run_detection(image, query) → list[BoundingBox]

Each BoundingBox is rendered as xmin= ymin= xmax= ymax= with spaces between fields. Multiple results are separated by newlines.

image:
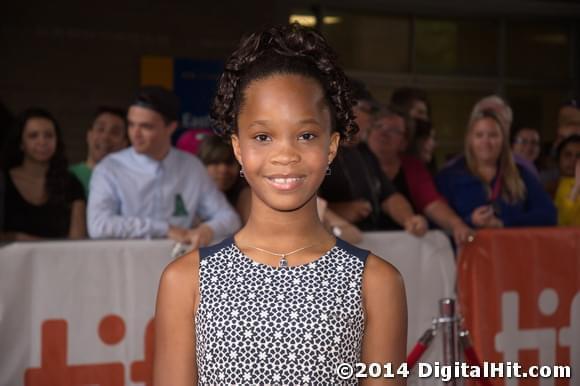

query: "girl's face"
xmin=232 ymin=74 xmax=340 ymax=212
xmin=21 ymin=117 xmax=57 ymax=163
xmin=468 ymin=117 xmax=503 ymax=165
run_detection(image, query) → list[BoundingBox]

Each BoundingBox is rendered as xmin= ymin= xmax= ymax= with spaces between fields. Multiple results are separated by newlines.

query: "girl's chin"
xmin=258 ymin=194 xmax=316 ymax=213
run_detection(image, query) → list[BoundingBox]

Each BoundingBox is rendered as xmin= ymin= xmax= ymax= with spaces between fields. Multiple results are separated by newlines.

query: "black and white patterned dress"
xmin=195 ymin=236 xmax=369 ymax=385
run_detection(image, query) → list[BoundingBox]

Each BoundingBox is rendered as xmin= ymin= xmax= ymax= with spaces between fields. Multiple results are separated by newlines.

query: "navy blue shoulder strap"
xmin=334 ymin=237 xmax=370 ymax=263
xmin=199 ymin=236 xmax=234 ymax=261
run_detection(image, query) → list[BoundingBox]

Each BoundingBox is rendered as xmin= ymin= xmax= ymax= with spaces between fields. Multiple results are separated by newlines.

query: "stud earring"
xmin=240 ymin=168 xmax=245 ymax=178
xmin=325 ymin=166 xmax=331 ymax=176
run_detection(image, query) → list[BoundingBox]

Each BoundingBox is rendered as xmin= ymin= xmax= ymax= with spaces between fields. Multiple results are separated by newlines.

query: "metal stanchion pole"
xmin=408 ymin=298 xmax=492 ymax=386
xmin=439 ymin=298 xmax=460 ymax=385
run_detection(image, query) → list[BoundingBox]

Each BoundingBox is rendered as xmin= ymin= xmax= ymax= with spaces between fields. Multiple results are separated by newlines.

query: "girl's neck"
xmin=17 ymin=158 xmax=49 ymax=178
xmin=238 ymin=195 xmax=332 ymax=251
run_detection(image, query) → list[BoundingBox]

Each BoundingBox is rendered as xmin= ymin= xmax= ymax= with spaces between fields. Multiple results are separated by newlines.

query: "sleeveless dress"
xmin=195 ymin=236 xmax=369 ymax=385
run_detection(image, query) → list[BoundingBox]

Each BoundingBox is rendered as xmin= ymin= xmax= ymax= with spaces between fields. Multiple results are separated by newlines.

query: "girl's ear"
xmin=231 ymin=134 xmax=243 ymax=165
xmin=328 ymin=131 xmax=341 ymax=165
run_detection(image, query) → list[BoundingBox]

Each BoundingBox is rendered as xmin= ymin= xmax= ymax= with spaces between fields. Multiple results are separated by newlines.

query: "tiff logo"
xmin=495 ymin=290 xmax=579 ymax=386
xmin=24 ymin=315 xmax=154 ymax=386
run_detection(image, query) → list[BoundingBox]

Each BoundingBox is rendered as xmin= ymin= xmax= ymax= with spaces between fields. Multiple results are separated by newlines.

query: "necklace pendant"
xmin=279 ymin=256 xmax=288 ymax=268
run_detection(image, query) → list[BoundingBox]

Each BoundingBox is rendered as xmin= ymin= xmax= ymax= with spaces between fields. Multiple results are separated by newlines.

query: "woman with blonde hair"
xmin=436 ymin=109 xmax=556 ymax=228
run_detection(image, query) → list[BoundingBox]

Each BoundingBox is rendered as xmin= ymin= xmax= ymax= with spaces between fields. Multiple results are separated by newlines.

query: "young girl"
xmin=153 ymin=23 xmax=407 ymax=385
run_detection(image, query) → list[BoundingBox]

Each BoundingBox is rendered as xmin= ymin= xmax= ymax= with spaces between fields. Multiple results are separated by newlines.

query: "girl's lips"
xmin=265 ymin=175 xmax=306 ymax=191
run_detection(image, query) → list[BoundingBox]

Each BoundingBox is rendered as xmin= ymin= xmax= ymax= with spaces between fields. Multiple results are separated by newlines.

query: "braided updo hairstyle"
xmin=210 ymin=23 xmax=358 ymax=140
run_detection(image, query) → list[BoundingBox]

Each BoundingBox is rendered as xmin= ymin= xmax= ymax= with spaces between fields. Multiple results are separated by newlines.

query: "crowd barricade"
xmin=0 ymin=231 xmax=454 ymax=385
xmin=458 ymin=227 xmax=580 ymax=386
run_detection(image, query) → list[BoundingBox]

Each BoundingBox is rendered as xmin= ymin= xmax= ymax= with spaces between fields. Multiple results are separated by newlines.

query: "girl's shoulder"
xmin=198 ymin=236 xmax=235 ymax=261
xmin=158 ymin=248 xmax=201 ymax=303
xmin=334 ymin=237 xmax=370 ymax=264
xmin=362 ymin=253 xmax=406 ymax=304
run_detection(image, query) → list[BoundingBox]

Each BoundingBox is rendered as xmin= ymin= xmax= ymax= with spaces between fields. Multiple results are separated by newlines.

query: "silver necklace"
xmin=244 ymin=244 xmax=317 ymax=268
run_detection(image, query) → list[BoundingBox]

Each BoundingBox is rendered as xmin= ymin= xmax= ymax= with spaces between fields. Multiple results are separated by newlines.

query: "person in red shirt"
xmin=367 ymin=106 xmax=473 ymax=246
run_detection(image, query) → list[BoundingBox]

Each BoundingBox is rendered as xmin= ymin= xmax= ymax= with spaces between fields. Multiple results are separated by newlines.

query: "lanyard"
xmin=490 ymin=166 xmax=503 ymax=201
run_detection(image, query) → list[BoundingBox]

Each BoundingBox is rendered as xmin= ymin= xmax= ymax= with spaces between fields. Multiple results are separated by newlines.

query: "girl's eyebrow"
xmin=248 ymin=120 xmax=270 ymax=129
xmin=248 ymin=118 xmax=321 ymax=128
xmin=297 ymin=118 xmax=321 ymax=126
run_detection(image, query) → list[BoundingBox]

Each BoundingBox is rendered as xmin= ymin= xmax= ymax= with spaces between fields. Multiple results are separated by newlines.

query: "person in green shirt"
xmin=70 ymin=107 xmax=128 ymax=196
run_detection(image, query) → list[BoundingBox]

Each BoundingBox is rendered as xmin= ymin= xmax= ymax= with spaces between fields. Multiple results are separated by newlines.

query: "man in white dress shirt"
xmin=88 ymin=86 xmax=240 ymax=248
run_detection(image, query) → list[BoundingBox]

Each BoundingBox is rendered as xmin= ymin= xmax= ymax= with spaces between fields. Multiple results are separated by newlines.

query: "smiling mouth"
xmin=265 ymin=176 xmax=306 ymax=191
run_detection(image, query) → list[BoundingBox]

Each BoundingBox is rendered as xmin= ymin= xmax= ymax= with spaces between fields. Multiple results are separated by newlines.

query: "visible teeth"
xmin=271 ymin=177 xmax=302 ymax=184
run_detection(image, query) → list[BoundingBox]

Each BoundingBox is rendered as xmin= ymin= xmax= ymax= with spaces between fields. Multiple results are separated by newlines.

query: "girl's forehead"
xmin=239 ymin=74 xmax=329 ymax=115
xmin=24 ymin=117 xmax=55 ymax=131
xmin=243 ymin=73 xmax=322 ymax=95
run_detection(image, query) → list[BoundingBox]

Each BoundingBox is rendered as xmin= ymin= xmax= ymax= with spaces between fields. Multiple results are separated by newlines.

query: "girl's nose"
xmin=271 ymin=140 xmax=300 ymax=165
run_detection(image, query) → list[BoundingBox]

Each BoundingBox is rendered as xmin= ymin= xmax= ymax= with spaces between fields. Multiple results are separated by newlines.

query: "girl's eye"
xmin=298 ymin=133 xmax=317 ymax=141
xmin=254 ymin=134 xmax=271 ymax=142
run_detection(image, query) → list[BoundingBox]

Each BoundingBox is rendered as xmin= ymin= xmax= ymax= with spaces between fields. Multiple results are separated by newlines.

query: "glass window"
xmin=506 ymin=22 xmax=571 ymax=80
xmin=322 ymin=12 xmax=410 ymax=73
xmin=415 ymin=19 xmax=498 ymax=76
xmin=506 ymin=86 xmax=569 ymax=142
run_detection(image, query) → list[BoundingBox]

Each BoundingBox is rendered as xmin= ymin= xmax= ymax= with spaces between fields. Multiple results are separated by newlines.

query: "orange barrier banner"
xmin=458 ymin=227 xmax=580 ymax=386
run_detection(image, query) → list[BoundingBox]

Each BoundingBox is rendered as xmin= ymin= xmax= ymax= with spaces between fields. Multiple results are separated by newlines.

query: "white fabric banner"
xmin=0 ymin=231 xmax=455 ymax=386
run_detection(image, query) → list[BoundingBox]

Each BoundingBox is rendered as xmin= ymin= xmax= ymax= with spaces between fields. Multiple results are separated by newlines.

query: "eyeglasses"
xmin=514 ymin=137 xmax=540 ymax=147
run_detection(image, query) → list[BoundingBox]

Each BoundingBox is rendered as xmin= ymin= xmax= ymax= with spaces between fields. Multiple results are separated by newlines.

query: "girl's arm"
xmin=68 ymin=200 xmax=87 ymax=239
xmin=361 ymin=254 xmax=407 ymax=385
xmin=153 ymin=251 xmax=200 ymax=386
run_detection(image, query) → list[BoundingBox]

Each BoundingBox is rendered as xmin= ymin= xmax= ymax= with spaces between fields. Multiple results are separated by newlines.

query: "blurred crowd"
xmin=1 ymin=80 xmax=579 ymax=248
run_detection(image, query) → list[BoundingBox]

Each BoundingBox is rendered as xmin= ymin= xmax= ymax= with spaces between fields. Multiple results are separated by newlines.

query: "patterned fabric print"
xmin=195 ymin=240 xmax=365 ymax=385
